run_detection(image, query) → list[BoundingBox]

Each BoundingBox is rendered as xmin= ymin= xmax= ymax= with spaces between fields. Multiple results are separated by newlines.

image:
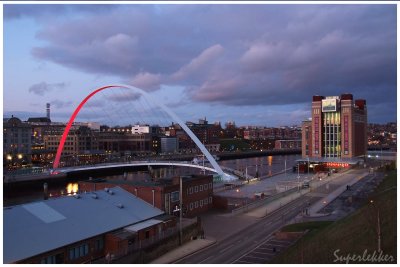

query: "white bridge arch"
xmin=54 ymin=84 xmax=235 ymax=181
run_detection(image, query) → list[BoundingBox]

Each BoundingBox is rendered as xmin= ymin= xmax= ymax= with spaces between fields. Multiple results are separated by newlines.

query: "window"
xmin=195 ymin=186 xmax=198 ymax=193
xmin=209 ymin=183 xmax=212 ymax=189
xmin=95 ymin=238 xmax=104 ymax=251
xmin=69 ymin=244 xmax=89 ymax=260
xmin=200 ymin=200 xmax=203 ymax=207
xmin=189 ymin=187 xmax=193 ymax=194
xmin=209 ymin=197 xmax=212 ymax=204
xmin=170 ymin=191 xmax=180 ymax=202
xmin=204 ymin=198 xmax=208 ymax=205
xmin=204 ymin=184 xmax=208 ymax=190
xmin=200 ymin=185 xmax=203 ymax=191
xmin=195 ymin=201 xmax=198 ymax=208
xmin=41 ymin=255 xmax=55 ymax=264
xmin=190 ymin=202 xmax=193 ymax=210
xmin=41 ymin=253 xmax=64 ymax=264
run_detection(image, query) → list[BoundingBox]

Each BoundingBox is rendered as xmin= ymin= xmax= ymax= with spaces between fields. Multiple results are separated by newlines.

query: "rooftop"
xmin=4 ymin=186 xmax=164 ymax=263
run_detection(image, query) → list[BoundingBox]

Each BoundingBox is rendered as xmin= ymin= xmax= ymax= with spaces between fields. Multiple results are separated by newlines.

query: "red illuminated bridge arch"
xmin=53 ymin=84 xmax=230 ymax=180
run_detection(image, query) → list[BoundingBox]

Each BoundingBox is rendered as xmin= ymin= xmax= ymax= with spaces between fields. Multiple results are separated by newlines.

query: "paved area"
xmin=151 ymin=168 xmax=373 ymax=263
xmin=233 ymin=236 xmax=299 ymax=264
xmin=215 ymin=171 xmax=312 ymax=199
xmin=150 ymin=238 xmax=216 ymax=264
xmin=307 ymin=171 xmax=369 ymax=217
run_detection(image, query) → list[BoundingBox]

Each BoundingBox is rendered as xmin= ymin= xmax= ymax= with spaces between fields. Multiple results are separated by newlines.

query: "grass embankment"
xmin=272 ymin=169 xmax=397 ymax=264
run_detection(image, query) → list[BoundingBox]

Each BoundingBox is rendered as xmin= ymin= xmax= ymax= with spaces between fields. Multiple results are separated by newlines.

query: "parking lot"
xmin=233 ymin=236 xmax=298 ymax=264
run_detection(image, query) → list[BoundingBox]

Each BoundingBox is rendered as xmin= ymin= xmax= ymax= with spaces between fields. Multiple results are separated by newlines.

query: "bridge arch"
xmin=53 ymin=84 xmax=230 ymax=180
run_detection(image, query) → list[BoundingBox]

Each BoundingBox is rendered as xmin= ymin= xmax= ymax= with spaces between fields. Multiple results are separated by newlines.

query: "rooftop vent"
xmin=108 ymin=190 xmax=114 ymax=195
xmin=74 ymin=194 xmax=81 ymax=199
xmin=104 ymin=188 xmax=109 ymax=192
xmin=91 ymin=194 xmax=98 ymax=199
xmin=117 ymin=203 xmax=124 ymax=209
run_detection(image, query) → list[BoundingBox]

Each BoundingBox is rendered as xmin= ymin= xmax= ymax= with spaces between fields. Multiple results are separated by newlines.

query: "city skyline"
xmin=4 ymin=4 xmax=397 ymax=126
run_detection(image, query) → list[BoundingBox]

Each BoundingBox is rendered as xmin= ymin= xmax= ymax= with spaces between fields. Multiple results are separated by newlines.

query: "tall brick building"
xmin=302 ymin=94 xmax=367 ymax=159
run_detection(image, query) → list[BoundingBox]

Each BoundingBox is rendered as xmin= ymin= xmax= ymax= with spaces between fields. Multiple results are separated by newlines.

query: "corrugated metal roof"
xmin=4 ymin=187 xmax=164 ymax=263
xmin=124 ymin=219 xmax=163 ymax=233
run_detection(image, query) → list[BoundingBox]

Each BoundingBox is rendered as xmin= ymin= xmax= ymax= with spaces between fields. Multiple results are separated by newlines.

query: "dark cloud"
xmin=14 ymin=4 xmax=395 ymax=123
xmin=28 ymin=82 xmax=67 ymax=96
xmin=51 ymin=99 xmax=73 ymax=109
xmin=4 ymin=5 xmax=116 ymax=20
xmin=108 ymin=91 xmax=141 ymax=102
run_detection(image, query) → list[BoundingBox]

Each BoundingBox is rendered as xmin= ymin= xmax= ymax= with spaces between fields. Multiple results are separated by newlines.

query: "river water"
xmin=4 ymin=154 xmax=301 ymax=206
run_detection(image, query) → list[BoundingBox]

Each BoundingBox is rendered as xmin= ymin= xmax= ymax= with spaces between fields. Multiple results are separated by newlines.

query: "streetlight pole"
xmin=284 ymin=157 xmax=287 ymax=179
xmin=179 ymin=176 xmax=183 ymax=245
xmin=297 ymin=163 xmax=300 ymax=191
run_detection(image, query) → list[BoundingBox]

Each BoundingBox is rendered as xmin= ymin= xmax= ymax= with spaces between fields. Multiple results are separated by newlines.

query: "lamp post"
xmin=284 ymin=157 xmax=287 ymax=179
xmin=370 ymin=200 xmax=381 ymax=252
xmin=297 ymin=163 xmax=300 ymax=191
xmin=179 ymin=176 xmax=183 ymax=245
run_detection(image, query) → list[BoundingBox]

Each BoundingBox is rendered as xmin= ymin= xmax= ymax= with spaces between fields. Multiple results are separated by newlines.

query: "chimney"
xmin=46 ymin=103 xmax=51 ymax=119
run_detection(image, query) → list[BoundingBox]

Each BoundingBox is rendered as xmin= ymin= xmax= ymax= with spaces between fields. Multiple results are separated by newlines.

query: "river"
xmin=4 ymin=154 xmax=301 ymax=206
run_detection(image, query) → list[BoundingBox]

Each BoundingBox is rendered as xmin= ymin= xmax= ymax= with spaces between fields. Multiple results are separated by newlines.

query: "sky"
xmin=3 ymin=4 xmax=397 ymax=127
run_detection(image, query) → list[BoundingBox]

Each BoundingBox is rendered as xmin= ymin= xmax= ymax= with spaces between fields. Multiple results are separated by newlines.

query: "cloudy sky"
xmin=3 ymin=4 xmax=397 ymax=127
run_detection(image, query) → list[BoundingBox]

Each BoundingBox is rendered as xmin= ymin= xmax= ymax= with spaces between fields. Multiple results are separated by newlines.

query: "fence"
xmin=96 ymin=217 xmax=199 ymax=263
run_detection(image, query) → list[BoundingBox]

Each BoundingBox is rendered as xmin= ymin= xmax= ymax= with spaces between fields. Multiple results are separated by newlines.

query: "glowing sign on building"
xmin=322 ymin=98 xmax=337 ymax=112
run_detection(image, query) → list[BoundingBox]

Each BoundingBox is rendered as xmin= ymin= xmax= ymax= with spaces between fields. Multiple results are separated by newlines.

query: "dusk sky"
xmin=3 ymin=4 xmax=397 ymax=127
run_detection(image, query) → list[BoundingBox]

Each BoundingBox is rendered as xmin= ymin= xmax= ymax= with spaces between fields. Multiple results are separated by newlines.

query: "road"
xmin=176 ymin=168 xmax=369 ymax=264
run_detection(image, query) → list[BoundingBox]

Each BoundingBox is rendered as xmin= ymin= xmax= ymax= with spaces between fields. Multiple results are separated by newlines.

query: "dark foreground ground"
xmin=272 ymin=166 xmax=397 ymax=264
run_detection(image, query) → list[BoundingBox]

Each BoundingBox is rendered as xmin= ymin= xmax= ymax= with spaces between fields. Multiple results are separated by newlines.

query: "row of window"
xmin=187 ymin=183 xmax=212 ymax=195
xmin=188 ymin=197 xmax=212 ymax=211
xmin=41 ymin=238 xmax=104 ymax=263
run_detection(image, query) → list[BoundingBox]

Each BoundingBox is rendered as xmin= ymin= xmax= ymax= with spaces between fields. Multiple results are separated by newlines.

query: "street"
xmin=176 ymin=168 xmax=370 ymax=264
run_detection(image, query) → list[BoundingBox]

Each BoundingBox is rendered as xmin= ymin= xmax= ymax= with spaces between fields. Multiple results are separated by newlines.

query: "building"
xmin=303 ymin=94 xmax=367 ymax=159
xmin=3 ymin=116 xmax=32 ymax=168
xmin=79 ymin=174 xmax=214 ymax=218
xmin=132 ymin=124 xmax=151 ymax=134
xmin=160 ymin=136 xmax=178 ymax=153
xmin=274 ymin=139 xmax=301 ymax=150
xmin=4 ymin=187 xmax=176 ymax=264
xmin=301 ymin=120 xmax=312 ymax=158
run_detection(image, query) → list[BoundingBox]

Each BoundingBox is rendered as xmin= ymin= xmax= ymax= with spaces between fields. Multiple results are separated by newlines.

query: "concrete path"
xmin=307 ymin=172 xmax=369 ymax=217
xmin=150 ymin=237 xmax=216 ymax=264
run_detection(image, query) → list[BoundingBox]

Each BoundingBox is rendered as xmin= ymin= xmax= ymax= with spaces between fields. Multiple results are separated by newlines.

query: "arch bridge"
xmin=53 ymin=84 xmax=235 ymax=181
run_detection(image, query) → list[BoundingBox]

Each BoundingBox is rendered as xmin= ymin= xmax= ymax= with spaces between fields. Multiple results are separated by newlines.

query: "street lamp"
xmin=369 ymin=199 xmax=382 ymax=252
xmin=297 ymin=163 xmax=300 ymax=191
